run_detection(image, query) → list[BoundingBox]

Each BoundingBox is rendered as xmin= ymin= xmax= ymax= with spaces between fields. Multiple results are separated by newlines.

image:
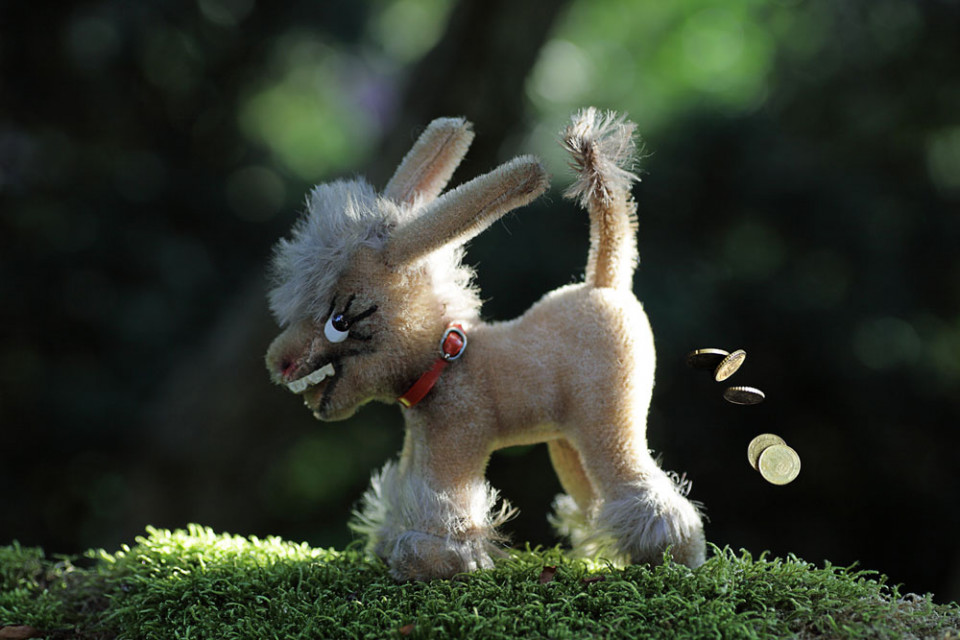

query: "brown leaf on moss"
xmin=399 ymin=622 xmax=415 ymax=636
xmin=539 ymin=566 xmax=558 ymax=584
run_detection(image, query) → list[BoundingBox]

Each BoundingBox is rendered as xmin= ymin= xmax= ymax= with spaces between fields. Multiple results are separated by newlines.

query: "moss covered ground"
xmin=1 ymin=525 xmax=958 ymax=639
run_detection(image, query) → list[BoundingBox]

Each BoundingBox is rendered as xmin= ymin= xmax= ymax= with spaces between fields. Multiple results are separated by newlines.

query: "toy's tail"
xmin=562 ymin=108 xmax=641 ymax=290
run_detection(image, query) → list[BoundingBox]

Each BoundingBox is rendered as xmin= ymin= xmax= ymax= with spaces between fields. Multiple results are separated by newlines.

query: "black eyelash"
xmin=327 ymin=293 xmax=378 ymax=335
xmin=341 ymin=294 xmax=356 ymax=315
xmin=345 ymin=306 xmax=378 ymax=340
xmin=348 ymin=305 xmax=378 ymax=324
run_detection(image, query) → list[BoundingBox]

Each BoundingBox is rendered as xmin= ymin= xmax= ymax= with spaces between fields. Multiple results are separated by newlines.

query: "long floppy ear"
xmin=383 ymin=117 xmax=475 ymax=205
xmin=384 ymin=156 xmax=549 ymax=265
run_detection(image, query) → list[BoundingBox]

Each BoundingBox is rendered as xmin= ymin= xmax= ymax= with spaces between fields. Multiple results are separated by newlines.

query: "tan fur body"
xmin=266 ymin=110 xmax=705 ymax=580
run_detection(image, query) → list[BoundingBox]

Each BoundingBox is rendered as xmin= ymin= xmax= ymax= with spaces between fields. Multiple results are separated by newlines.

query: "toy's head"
xmin=265 ymin=118 xmax=548 ymax=420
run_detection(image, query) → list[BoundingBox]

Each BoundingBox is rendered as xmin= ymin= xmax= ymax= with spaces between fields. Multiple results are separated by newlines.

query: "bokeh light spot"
xmin=371 ymin=0 xmax=453 ymax=63
xmin=197 ymin=0 xmax=255 ymax=28
xmin=867 ymin=0 xmax=923 ymax=55
xmin=239 ymin=37 xmax=376 ymax=179
xmin=64 ymin=15 xmax=121 ymax=72
xmin=682 ymin=9 xmax=745 ymax=80
xmin=529 ymin=40 xmax=594 ymax=104
xmin=926 ymin=127 xmax=960 ymax=196
xmin=853 ymin=316 xmax=921 ymax=371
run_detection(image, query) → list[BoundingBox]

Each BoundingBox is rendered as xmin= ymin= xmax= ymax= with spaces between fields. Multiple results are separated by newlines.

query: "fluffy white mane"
xmin=268 ymin=179 xmax=397 ymax=326
xmin=268 ymin=178 xmax=482 ymax=327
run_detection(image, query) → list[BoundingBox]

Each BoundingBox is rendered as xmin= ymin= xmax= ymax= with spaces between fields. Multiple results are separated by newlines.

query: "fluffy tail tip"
xmin=562 ymin=107 xmax=641 ymax=206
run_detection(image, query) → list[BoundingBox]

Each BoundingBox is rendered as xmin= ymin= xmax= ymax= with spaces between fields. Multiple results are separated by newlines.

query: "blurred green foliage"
xmin=2 ymin=0 xmax=959 ymax=605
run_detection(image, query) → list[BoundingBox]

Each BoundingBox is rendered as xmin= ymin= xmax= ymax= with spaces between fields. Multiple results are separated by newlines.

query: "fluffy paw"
xmin=350 ymin=461 xmax=515 ymax=580
xmin=379 ymin=531 xmax=496 ymax=581
xmin=658 ymin=522 xmax=706 ymax=568
xmin=555 ymin=474 xmax=707 ymax=569
xmin=600 ymin=476 xmax=706 ymax=568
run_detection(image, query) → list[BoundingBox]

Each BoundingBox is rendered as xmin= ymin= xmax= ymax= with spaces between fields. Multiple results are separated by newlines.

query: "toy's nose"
xmin=265 ymin=342 xmax=300 ymax=382
xmin=278 ymin=358 xmax=297 ymax=380
xmin=265 ymin=318 xmax=315 ymax=383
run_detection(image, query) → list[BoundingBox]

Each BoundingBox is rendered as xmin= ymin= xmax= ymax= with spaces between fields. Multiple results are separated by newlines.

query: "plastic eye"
xmin=324 ymin=313 xmax=349 ymax=343
xmin=331 ymin=314 xmax=349 ymax=332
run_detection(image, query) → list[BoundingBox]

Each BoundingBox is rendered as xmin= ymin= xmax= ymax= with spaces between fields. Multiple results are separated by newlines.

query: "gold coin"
xmin=686 ymin=348 xmax=730 ymax=370
xmin=723 ymin=386 xmax=765 ymax=405
xmin=714 ymin=349 xmax=746 ymax=382
xmin=747 ymin=433 xmax=786 ymax=470
xmin=758 ymin=444 xmax=801 ymax=485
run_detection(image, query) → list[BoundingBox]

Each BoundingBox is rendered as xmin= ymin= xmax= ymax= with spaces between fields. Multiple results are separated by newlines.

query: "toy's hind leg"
xmin=547 ymin=439 xmax=600 ymax=550
xmin=561 ymin=424 xmax=706 ymax=568
xmin=548 ymin=438 xmax=596 ymax=509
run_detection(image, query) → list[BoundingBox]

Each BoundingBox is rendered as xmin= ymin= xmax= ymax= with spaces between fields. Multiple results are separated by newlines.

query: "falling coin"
xmin=747 ymin=433 xmax=786 ymax=470
xmin=757 ymin=444 xmax=801 ymax=485
xmin=714 ymin=349 xmax=746 ymax=382
xmin=686 ymin=348 xmax=730 ymax=370
xmin=723 ymin=386 xmax=766 ymax=405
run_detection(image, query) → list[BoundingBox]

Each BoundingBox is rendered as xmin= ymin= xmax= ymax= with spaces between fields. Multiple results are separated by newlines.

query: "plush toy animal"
xmin=265 ymin=108 xmax=706 ymax=581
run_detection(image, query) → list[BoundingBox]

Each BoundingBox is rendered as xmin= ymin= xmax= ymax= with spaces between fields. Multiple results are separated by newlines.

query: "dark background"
xmin=3 ymin=0 xmax=960 ymax=602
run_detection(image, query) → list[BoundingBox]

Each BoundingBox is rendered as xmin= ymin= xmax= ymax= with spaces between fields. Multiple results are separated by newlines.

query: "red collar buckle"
xmin=398 ymin=323 xmax=466 ymax=409
xmin=440 ymin=325 xmax=467 ymax=361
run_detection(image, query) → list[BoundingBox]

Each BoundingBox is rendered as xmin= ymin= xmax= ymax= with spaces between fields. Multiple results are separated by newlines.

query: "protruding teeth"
xmin=286 ymin=363 xmax=335 ymax=394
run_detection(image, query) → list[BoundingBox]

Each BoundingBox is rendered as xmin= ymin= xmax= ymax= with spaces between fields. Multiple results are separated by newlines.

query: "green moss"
xmin=1 ymin=525 xmax=958 ymax=639
xmin=0 ymin=542 xmax=71 ymax=630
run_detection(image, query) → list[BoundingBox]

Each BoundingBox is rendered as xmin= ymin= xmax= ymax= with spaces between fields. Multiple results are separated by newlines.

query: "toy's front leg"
xmin=351 ymin=425 xmax=511 ymax=581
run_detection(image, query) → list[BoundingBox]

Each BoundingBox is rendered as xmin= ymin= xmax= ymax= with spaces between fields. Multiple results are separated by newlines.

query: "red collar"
xmin=397 ymin=324 xmax=467 ymax=408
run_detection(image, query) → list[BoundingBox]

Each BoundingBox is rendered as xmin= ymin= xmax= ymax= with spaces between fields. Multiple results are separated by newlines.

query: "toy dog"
xmin=265 ymin=108 xmax=705 ymax=580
